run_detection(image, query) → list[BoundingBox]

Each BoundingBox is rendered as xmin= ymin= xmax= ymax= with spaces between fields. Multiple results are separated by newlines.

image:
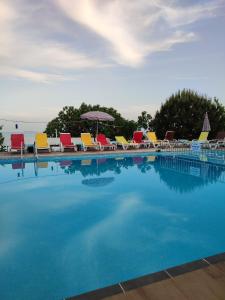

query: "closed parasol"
xmin=202 ymin=112 xmax=211 ymax=132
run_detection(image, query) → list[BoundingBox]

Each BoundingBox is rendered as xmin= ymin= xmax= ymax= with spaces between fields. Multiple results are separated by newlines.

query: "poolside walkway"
xmin=68 ymin=253 xmax=225 ymax=300
xmin=0 ymin=147 xmax=180 ymax=160
xmin=104 ymin=262 xmax=225 ymax=300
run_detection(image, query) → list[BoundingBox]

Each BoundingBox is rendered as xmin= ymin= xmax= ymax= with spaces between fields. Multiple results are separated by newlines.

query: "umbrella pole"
xmin=96 ymin=120 xmax=98 ymax=138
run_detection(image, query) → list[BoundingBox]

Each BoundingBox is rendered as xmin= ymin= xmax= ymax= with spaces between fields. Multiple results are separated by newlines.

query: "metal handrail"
xmin=20 ymin=141 xmax=23 ymax=160
xmin=34 ymin=142 xmax=38 ymax=160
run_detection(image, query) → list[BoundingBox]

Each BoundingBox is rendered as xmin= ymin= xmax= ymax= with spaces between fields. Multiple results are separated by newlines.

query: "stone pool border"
xmin=65 ymin=251 xmax=225 ymax=300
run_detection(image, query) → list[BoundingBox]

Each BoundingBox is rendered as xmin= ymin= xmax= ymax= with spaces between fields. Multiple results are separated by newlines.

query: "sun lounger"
xmin=209 ymin=131 xmax=225 ymax=149
xmin=191 ymin=131 xmax=209 ymax=149
xmin=133 ymin=131 xmax=150 ymax=148
xmin=81 ymin=133 xmax=100 ymax=151
xmin=96 ymin=134 xmax=116 ymax=151
xmin=147 ymin=131 xmax=172 ymax=148
xmin=10 ymin=134 xmax=25 ymax=153
xmin=192 ymin=131 xmax=209 ymax=144
xmin=115 ymin=136 xmax=140 ymax=150
xmin=35 ymin=133 xmax=50 ymax=153
xmin=60 ymin=133 xmax=77 ymax=152
xmin=146 ymin=132 xmax=162 ymax=147
xmin=164 ymin=131 xmax=176 ymax=144
xmin=164 ymin=131 xmax=186 ymax=148
xmin=198 ymin=131 xmax=209 ymax=142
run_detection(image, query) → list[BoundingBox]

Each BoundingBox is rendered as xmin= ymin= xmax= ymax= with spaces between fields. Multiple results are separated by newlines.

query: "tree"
xmin=151 ymin=89 xmax=225 ymax=139
xmin=0 ymin=126 xmax=4 ymax=151
xmin=137 ymin=111 xmax=152 ymax=129
xmin=45 ymin=103 xmax=137 ymax=139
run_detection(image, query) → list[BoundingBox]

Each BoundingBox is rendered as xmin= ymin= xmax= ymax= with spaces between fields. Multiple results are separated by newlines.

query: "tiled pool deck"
xmin=1 ymin=147 xmax=225 ymax=160
xmin=66 ymin=252 xmax=225 ymax=300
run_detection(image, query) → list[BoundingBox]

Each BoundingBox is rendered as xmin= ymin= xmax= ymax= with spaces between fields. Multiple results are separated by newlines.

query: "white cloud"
xmin=159 ymin=1 xmax=222 ymax=27
xmin=0 ymin=0 xmax=224 ymax=82
xmin=57 ymin=0 xmax=223 ymax=66
xmin=0 ymin=1 xmax=16 ymax=58
xmin=0 ymin=67 xmax=69 ymax=83
xmin=0 ymin=0 xmax=101 ymax=83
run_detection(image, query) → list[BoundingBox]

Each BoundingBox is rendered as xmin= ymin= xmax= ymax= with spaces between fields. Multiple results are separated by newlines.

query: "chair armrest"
xmin=209 ymin=139 xmax=219 ymax=143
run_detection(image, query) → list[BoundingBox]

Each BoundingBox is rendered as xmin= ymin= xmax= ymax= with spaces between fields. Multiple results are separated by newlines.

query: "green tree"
xmin=137 ymin=111 xmax=152 ymax=129
xmin=0 ymin=126 xmax=4 ymax=151
xmin=45 ymin=103 xmax=137 ymax=139
xmin=151 ymin=89 xmax=225 ymax=139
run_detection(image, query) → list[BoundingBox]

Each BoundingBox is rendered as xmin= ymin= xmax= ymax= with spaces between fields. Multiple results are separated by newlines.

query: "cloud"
xmin=0 ymin=1 xmax=16 ymax=58
xmin=0 ymin=0 xmax=224 ymax=82
xmin=0 ymin=67 xmax=69 ymax=83
xmin=57 ymin=0 xmax=223 ymax=66
xmin=159 ymin=1 xmax=223 ymax=27
xmin=0 ymin=0 xmax=101 ymax=83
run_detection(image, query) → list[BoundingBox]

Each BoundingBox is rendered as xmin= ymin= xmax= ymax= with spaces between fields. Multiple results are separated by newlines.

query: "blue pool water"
xmin=1 ymin=153 xmax=225 ymax=299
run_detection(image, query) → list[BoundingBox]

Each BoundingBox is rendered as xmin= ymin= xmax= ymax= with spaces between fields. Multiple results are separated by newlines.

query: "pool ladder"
xmin=20 ymin=142 xmax=23 ymax=160
xmin=34 ymin=142 xmax=39 ymax=160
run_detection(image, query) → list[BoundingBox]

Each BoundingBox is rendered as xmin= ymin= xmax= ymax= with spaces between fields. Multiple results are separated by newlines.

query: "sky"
xmin=0 ymin=0 xmax=225 ymax=132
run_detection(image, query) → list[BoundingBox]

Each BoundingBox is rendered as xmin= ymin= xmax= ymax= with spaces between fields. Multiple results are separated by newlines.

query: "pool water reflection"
xmin=0 ymin=154 xmax=225 ymax=300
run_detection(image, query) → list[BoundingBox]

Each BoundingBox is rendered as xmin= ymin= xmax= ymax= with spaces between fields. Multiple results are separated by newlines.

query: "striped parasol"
xmin=80 ymin=111 xmax=115 ymax=136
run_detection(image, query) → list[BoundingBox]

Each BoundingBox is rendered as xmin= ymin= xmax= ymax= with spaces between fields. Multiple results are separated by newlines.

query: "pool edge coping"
xmin=0 ymin=149 xmax=177 ymax=164
xmin=1 ymin=150 xmax=225 ymax=167
xmin=65 ymin=251 xmax=225 ymax=300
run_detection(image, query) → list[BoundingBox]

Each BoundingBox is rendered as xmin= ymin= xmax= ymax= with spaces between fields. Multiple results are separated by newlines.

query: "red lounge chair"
xmin=96 ymin=134 xmax=116 ymax=151
xmin=60 ymin=133 xmax=77 ymax=152
xmin=10 ymin=134 xmax=25 ymax=153
xmin=133 ymin=131 xmax=150 ymax=148
xmin=164 ymin=131 xmax=175 ymax=141
xmin=164 ymin=131 xmax=176 ymax=147
xmin=209 ymin=131 xmax=225 ymax=149
xmin=216 ymin=131 xmax=225 ymax=140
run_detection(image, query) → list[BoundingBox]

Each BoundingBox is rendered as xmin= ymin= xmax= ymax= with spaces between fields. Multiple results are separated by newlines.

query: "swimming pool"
xmin=1 ymin=152 xmax=225 ymax=299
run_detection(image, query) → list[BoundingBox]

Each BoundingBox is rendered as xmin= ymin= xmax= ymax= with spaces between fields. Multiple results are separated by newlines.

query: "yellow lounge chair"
xmin=81 ymin=133 xmax=100 ymax=151
xmin=115 ymin=136 xmax=139 ymax=150
xmin=198 ymin=131 xmax=209 ymax=142
xmin=35 ymin=133 xmax=50 ymax=153
xmin=146 ymin=131 xmax=171 ymax=148
xmin=146 ymin=132 xmax=161 ymax=147
xmin=191 ymin=131 xmax=209 ymax=150
xmin=191 ymin=131 xmax=209 ymax=148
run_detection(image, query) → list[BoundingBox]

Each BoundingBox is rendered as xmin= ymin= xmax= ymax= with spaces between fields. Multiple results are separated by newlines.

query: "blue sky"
xmin=0 ymin=0 xmax=225 ymax=131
